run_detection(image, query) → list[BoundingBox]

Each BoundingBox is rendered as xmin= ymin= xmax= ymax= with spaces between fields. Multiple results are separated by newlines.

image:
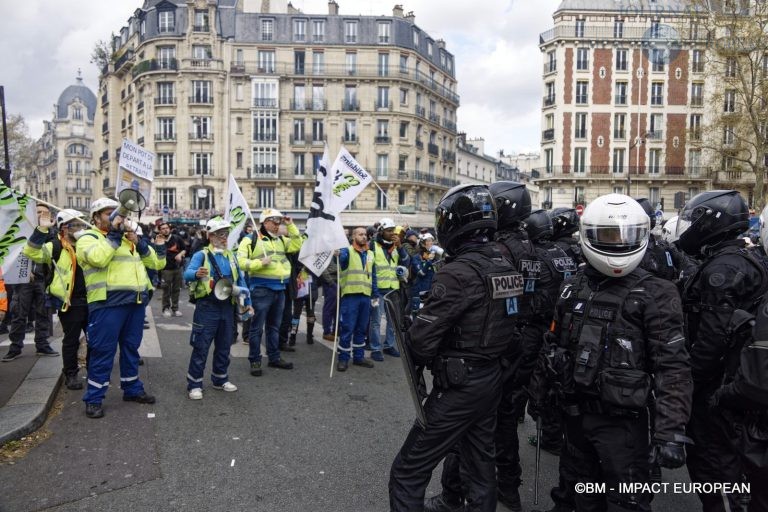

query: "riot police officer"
xmin=548 ymin=208 xmax=582 ymax=264
xmin=678 ymin=190 xmax=768 ymax=512
xmin=531 ymin=194 xmax=692 ymax=512
xmin=523 ymin=210 xmax=577 ymax=455
xmin=389 ymin=184 xmax=521 ymax=512
xmin=635 ymin=197 xmax=684 ymax=281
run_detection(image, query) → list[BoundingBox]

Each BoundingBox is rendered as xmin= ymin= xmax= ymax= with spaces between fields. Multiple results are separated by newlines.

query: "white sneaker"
xmin=174 ymin=310 xmax=183 ymax=317
xmin=162 ymin=309 xmax=172 ymax=318
xmin=212 ymin=382 xmax=238 ymax=392
xmin=188 ymin=388 xmax=203 ymax=400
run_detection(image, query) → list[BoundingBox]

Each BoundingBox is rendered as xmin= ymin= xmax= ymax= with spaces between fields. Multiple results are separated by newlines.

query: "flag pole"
xmin=330 ymin=260 xmax=341 ymax=378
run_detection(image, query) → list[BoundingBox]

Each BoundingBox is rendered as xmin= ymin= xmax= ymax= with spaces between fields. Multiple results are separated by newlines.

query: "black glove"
xmin=649 ymin=440 xmax=686 ymax=469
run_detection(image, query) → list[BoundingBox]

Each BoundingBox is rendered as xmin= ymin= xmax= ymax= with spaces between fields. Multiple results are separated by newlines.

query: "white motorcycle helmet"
xmin=760 ymin=205 xmax=768 ymax=254
xmin=661 ymin=215 xmax=680 ymax=243
xmin=580 ymin=194 xmax=650 ymax=277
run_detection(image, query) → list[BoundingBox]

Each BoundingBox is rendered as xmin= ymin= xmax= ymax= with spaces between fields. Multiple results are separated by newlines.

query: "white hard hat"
xmin=580 ymin=194 xmax=650 ymax=278
xmin=419 ymin=232 xmax=434 ymax=242
xmin=55 ymin=209 xmax=85 ymax=229
xmin=661 ymin=215 xmax=680 ymax=243
xmin=89 ymin=197 xmax=119 ymax=217
xmin=206 ymin=216 xmax=231 ymax=233
xmin=259 ymin=208 xmax=284 ymax=224
xmin=379 ymin=217 xmax=396 ymax=230
xmin=760 ymin=205 xmax=768 ymax=254
xmin=135 ymin=225 xmax=144 ymax=237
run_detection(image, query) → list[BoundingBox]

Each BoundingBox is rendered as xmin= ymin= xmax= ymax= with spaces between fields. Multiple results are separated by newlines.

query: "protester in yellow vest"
xmin=237 ymin=208 xmax=303 ymax=376
xmin=22 ymin=209 xmax=90 ymax=390
xmin=76 ymin=197 xmax=166 ymax=419
xmin=336 ymin=227 xmax=379 ymax=372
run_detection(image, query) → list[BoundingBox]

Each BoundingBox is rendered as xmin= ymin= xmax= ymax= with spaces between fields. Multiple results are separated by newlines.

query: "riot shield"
xmin=384 ymin=289 xmax=428 ymax=428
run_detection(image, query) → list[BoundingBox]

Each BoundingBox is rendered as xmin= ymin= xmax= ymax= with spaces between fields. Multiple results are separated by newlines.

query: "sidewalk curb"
xmin=0 ymin=341 xmax=63 ymax=445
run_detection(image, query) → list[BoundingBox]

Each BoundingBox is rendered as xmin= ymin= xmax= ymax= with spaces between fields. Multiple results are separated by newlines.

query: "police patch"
xmin=489 ymin=273 xmax=524 ymax=299
xmin=432 ymin=283 xmax=447 ymax=299
xmin=708 ymin=272 xmax=726 ymax=288
xmin=552 ymin=257 xmax=577 ymax=274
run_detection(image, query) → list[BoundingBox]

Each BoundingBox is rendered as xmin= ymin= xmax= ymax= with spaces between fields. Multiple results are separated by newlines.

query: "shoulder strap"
xmin=51 ymin=237 xmax=63 ymax=264
xmin=205 ymin=249 xmax=225 ymax=280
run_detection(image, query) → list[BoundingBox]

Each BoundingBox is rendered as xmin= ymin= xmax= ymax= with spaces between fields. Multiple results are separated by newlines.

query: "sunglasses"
xmin=265 ymin=217 xmax=283 ymax=224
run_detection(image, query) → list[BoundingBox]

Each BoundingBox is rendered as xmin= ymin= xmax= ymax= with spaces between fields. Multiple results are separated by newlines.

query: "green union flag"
xmin=0 ymin=184 xmax=36 ymax=284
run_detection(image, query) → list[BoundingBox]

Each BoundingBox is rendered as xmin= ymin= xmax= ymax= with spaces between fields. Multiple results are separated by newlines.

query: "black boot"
xmin=306 ymin=320 xmax=315 ymax=344
xmin=424 ymin=495 xmax=464 ymax=512
xmin=497 ymin=487 xmax=522 ymax=512
xmin=65 ymin=373 xmax=83 ymax=390
xmin=288 ymin=333 xmax=296 ymax=347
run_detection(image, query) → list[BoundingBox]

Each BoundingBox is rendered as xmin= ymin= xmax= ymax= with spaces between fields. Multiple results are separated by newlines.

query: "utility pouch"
xmin=599 ymin=368 xmax=651 ymax=409
xmin=445 ymin=358 xmax=469 ymax=387
xmin=573 ymin=324 xmax=604 ymax=387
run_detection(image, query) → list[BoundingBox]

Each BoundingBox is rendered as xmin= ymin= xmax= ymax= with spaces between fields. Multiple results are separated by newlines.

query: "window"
xmin=293 ymin=188 xmax=305 ymax=209
xmin=575 ymin=19 xmax=585 ymax=38
xmin=377 ymin=87 xmax=390 ymax=110
xmin=258 ymin=50 xmax=275 ymax=73
xmin=377 ymin=120 xmax=390 ymax=139
xmin=311 ymin=85 xmax=324 ymax=110
xmin=294 ymin=50 xmax=305 ymax=75
xmin=398 ymin=190 xmax=407 ymax=205
xmin=574 ymin=148 xmax=586 ymax=173
xmin=194 ymin=9 xmax=209 ymax=31
xmin=723 ymin=123 xmax=735 ymax=145
xmin=649 ymin=113 xmax=664 ymax=139
xmin=613 ymin=148 xmax=625 ymax=173
xmin=378 ymin=22 xmax=391 ymax=44
xmin=253 ymin=81 xmax=277 ymax=108
xmin=615 ymin=81 xmax=628 ymax=105
xmin=615 ymin=49 xmax=628 ymax=71
xmin=377 ymin=154 xmax=389 ymax=178
xmin=236 ymin=151 xmax=243 ymax=169
xmin=545 ymin=50 xmax=556 ymax=73
xmin=312 ymin=51 xmax=324 ymax=75
xmin=577 ymin=48 xmax=589 ymax=70
xmin=691 ymin=82 xmax=703 ymax=106
xmin=293 ymin=83 xmax=305 ymax=109
xmin=157 ymin=46 xmax=176 ymax=68
xmin=191 ymin=116 xmax=211 ymax=139
xmin=400 ymin=54 xmax=408 ymax=74
xmin=294 ymin=153 xmax=305 ymax=175
xmin=574 ymin=112 xmax=587 ymax=139
xmin=293 ymin=119 xmax=305 ymax=142
xmin=413 ymin=28 xmax=419 ymax=47
xmin=545 ymin=149 xmax=554 ymax=173
xmin=574 ymin=186 xmax=585 ymax=204
xmin=344 ymin=85 xmax=357 ymax=110
xmin=648 ymin=149 xmax=662 ymax=174
xmin=192 ymin=45 xmax=211 ymax=63
xmin=649 ymin=187 xmax=660 ymax=206
xmin=725 ymin=57 xmax=737 ymax=78
xmin=312 ymin=20 xmax=325 ymax=42
xmin=157 ymin=82 xmax=174 ymax=104
xmin=378 ymin=53 xmax=389 ymax=77
xmin=312 ymin=119 xmax=324 ymax=142
xmin=345 ymin=52 xmax=357 ymax=75
xmin=614 ymin=113 xmax=626 ymax=139
xmin=158 ymin=10 xmax=174 ymax=32
xmin=724 ymin=89 xmax=737 ymax=112
xmin=690 ymin=114 xmax=702 ymax=141
xmin=194 ymin=153 xmax=211 ymax=175
xmin=399 ymin=121 xmax=409 ymax=138
xmin=158 ymin=153 xmax=175 ymax=176
xmin=252 ymin=111 xmax=277 ymax=142
xmin=427 ymin=41 xmax=433 ymax=58
xmin=692 ymin=49 xmax=704 ymax=73
xmin=689 ymin=149 xmax=702 ymax=175
xmin=261 ymin=19 xmax=273 ymax=41
xmin=545 ymin=82 xmax=555 ymax=105
xmin=575 ymin=80 xmax=588 ymax=104
xmin=377 ymin=188 xmax=388 ymax=209
xmin=72 ymin=107 xmax=82 ymax=120
xmin=293 ymin=19 xmax=306 ymax=41
xmin=158 ymin=188 xmax=176 ymax=209
xmin=400 ymin=88 xmax=408 ymax=105
xmin=157 ymin=117 xmax=175 ymax=140
xmin=651 ymin=48 xmax=666 ymax=72
xmin=614 ymin=20 xmax=624 ymax=38
xmin=191 ymin=80 xmax=212 ymax=103
xmin=651 ymin=82 xmax=664 ymax=105
xmin=345 ymin=21 xmax=358 ymax=43
xmin=650 ymin=20 xmax=661 ymax=38
xmin=258 ymin=187 xmax=275 ymax=208
xmin=344 ymin=119 xmax=357 ymax=142
xmin=613 ymin=186 xmax=625 ymax=195
xmin=253 ymin=147 xmax=277 ymax=176
xmin=312 ymin=152 xmax=323 ymax=172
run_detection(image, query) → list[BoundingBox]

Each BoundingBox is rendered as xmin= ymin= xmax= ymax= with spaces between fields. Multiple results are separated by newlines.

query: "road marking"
xmin=139 ymin=307 xmax=163 ymax=358
xmin=231 ymin=459 xmax=235 ymax=467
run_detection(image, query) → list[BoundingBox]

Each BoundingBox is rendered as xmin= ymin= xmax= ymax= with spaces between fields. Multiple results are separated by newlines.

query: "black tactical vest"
xmin=497 ymin=231 xmax=539 ymax=320
xmin=532 ymin=241 xmax=577 ymax=320
xmin=640 ymin=235 xmax=678 ymax=281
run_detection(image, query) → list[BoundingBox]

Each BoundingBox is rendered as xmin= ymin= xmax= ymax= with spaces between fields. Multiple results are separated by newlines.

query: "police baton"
xmin=534 ymin=415 xmax=542 ymax=505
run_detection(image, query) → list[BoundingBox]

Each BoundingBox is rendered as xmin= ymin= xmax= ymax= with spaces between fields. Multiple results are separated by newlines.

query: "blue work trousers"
xmin=248 ymin=287 xmax=285 ymax=363
xmin=187 ymin=297 xmax=235 ymax=390
xmin=83 ymin=304 xmax=145 ymax=405
xmin=339 ymin=294 xmax=371 ymax=362
xmin=369 ymin=288 xmax=396 ymax=352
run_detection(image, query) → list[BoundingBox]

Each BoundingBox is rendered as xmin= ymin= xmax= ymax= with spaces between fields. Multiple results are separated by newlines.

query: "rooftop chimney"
xmin=405 ymin=11 xmax=415 ymax=24
xmin=328 ymin=0 xmax=339 ymax=15
xmin=393 ymin=4 xmax=404 ymax=17
xmin=437 ymin=39 xmax=446 ymax=50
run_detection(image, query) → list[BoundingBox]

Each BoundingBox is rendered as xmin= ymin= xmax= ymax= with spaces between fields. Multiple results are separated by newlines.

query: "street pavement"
xmin=0 ymin=296 xmax=700 ymax=511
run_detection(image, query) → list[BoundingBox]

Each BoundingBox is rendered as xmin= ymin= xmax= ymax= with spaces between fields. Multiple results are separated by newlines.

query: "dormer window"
xmin=73 ymin=107 xmax=82 ymax=120
xmin=158 ymin=10 xmax=174 ymax=32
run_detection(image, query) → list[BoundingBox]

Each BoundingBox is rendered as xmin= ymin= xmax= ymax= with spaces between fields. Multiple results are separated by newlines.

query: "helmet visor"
xmin=583 ymin=222 xmax=648 ymax=254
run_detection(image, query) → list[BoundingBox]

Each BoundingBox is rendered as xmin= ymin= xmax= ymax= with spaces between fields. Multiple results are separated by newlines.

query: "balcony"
xmin=443 ymin=119 xmax=457 ymax=133
xmin=188 ymin=95 xmax=214 ymax=105
xmin=248 ymin=166 xmax=278 ymax=179
xmin=186 ymin=58 xmax=221 ymax=70
xmin=342 ymin=135 xmax=358 ymax=144
xmin=543 ymin=95 xmax=556 ymax=107
xmin=253 ymin=98 xmax=278 ymax=108
xmin=102 ymin=122 xmax=108 ymax=134
xmin=342 ymin=100 xmax=360 ymax=111
xmin=539 ymin=24 xmax=708 ymax=45
xmin=289 ymin=100 xmax=327 ymax=111
xmin=101 ymin=93 xmax=108 ymax=106
xmin=428 ymin=143 xmax=439 ymax=156
xmin=542 ymin=128 xmax=555 ymax=141
xmin=442 ymin=149 xmax=456 ymax=161
xmin=100 ymin=150 xmax=109 ymax=163
xmin=189 ymin=133 xmax=214 ymax=141
xmin=415 ymin=105 xmax=426 ymax=118
xmin=415 ymin=139 xmax=424 ymax=150
xmin=155 ymin=133 xmax=176 ymax=142
xmin=615 ymin=95 xmax=628 ymax=105
xmin=692 ymin=62 xmax=705 ymax=73
xmin=132 ymin=58 xmax=178 ymax=79
xmin=389 ymin=169 xmax=461 ymax=188
xmin=193 ymin=24 xmax=210 ymax=32
xmin=713 ymin=170 xmax=755 ymax=185
xmin=289 ymin=134 xmax=310 ymax=145
xmin=252 ymin=134 xmax=277 ymax=143
xmin=188 ymin=168 xmax=214 ymax=177
xmin=137 ymin=136 xmax=144 ymax=146
xmin=613 ymin=130 xmax=626 ymax=140
xmin=543 ymin=61 xmax=557 ymax=75
xmin=311 ymin=136 xmax=327 ymax=145
xmin=428 ymin=112 xmax=441 ymax=124
xmin=154 ymin=169 xmax=176 ymax=177
xmin=646 ymin=130 xmax=664 ymax=141
xmin=375 ymin=135 xmax=391 ymax=144
xmin=137 ymin=100 xmax=144 ymax=111
xmin=113 ymin=49 xmax=135 ymax=73
xmin=230 ymin=63 xmax=246 ymax=74
xmin=155 ymin=97 xmax=176 ymax=106
xmin=375 ymin=100 xmax=393 ymax=111
xmin=690 ymin=96 xmax=704 ymax=107
xmin=535 ymin=165 xmax=711 ymax=180
xmin=65 ymin=187 xmax=92 ymax=194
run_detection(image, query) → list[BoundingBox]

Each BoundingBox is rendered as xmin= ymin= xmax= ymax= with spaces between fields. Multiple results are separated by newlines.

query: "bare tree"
xmin=0 ymin=113 xmax=37 ymax=179
xmin=688 ymin=0 xmax=768 ymax=209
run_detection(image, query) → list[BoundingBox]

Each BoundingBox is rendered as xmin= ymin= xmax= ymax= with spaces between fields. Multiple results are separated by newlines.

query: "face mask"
xmin=211 ymin=247 xmax=225 ymax=254
xmin=73 ymin=229 xmax=87 ymax=240
xmin=267 ymin=229 xmax=279 ymax=238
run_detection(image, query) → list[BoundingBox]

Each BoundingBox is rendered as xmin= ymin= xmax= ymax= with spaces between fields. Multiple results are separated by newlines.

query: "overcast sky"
xmin=0 ymin=0 xmax=561 ymax=157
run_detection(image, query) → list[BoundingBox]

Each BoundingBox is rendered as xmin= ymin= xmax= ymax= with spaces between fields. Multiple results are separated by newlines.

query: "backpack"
xmin=724 ymin=298 xmax=768 ymax=409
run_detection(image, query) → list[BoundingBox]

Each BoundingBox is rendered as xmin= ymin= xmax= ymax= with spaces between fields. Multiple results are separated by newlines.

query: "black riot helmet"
xmin=525 ymin=209 xmax=554 ymax=242
xmin=549 ymin=207 xmax=579 ymax=237
xmin=435 ymin=184 xmax=497 ymax=252
xmin=488 ymin=181 xmax=531 ymax=231
xmin=677 ymin=190 xmax=749 ymax=255
xmin=635 ymin=197 xmax=657 ymax=229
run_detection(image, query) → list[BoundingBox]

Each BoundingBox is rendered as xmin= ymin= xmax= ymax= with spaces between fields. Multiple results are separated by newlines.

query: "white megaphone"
xmin=109 ymin=188 xmax=147 ymax=223
xmin=213 ymin=279 xmax=248 ymax=300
